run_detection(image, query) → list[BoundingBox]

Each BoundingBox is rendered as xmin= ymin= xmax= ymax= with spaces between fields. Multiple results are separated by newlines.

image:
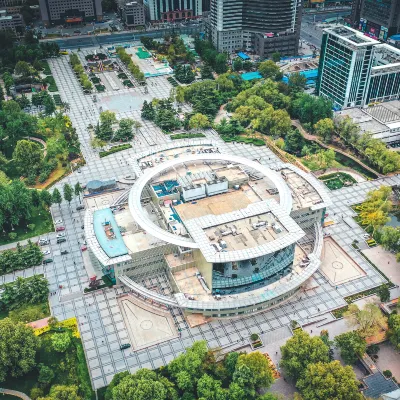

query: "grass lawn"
xmin=0 ymin=205 xmax=53 ymax=245
xmin=0 ymin=301 xmax=50 ymax=322
xmin=319 ymin=172 xmax=357 ymax=190
xmin=34 ymin=162 xmax=69 ymax=190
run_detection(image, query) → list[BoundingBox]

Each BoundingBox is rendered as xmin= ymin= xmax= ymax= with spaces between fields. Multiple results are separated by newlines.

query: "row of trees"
xmin=0 ymin=240 xmax=42 ymax=276
xmin=106 ymin=341 xmax=277 ymax=400
xmin=116 ymin=47 xmax=145 ymax=83
xmin=335 ymin=115 xmax=400 ymax=174
xmin=1 ymin=275 xmax=49 ymax=311
xmin=51 ymin=181 xmax=84 ymax=208
xmin=69 ymin=53 xmax=93 ymax=91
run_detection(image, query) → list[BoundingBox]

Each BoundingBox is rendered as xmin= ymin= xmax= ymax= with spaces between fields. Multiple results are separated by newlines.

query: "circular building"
xmin=85 ymin=140 xmax=331 ymax=319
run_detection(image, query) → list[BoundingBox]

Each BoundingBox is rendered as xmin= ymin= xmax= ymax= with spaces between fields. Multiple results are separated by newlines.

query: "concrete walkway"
xmin=0 ymin=389 xmax=31 ymax=400
xmin=292 ymin=120 xmax=383 ymax=178
xmin=23 ymin=136 xmax=47 ymax=157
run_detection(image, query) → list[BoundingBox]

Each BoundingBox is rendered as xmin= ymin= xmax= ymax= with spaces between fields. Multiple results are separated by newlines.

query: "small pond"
xmin=386 ymin=212 xmax=400 ymax=227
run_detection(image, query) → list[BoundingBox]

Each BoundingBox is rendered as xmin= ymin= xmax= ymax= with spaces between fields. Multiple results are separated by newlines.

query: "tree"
xmin=51 ymin=188 xmax=62 ymax=207
xmin=344 ymin=303 xmax=387 ymax=338
xmin=215 ymin=53 xmax=228 ymax=74
xmin=189 ymin=113 xmax=210 ymax=131
xmin=280 ymin=330 xmax=330 ymax=381
xmin=201 ymin=64 xmax=214 ymax=80
xmin=271 ymin=52 xmax=281 ymax=62
xmin=288 ymin=72 xmax=307 ymax=93
xmin=233 ymin=352 xmax=274 ymax=397
xmin=174 ymin=65 xmax=195 ymax=84
xmin=233 ymin=58 xmax=243 ymax=72
xmin=141 ymin=100 xmax=156 ymax=121
xmin=41 ymin=190 xmax=53 ymax=208
xmin=13 ymin=140 xmax=43 ymax=176
xmin=16 ymin=94 xmax=31 ymax=109
xmin=63 ymin=183 xmax=73 ymax=205
xmin=296 ymin=361 xmax=363 ymax=400
xmin=335 ymin=331 xmax=367 ymax=364
xmin=243 ymin=60 xmax=253 ymax=71
xmin=314 ymin=118 xmax=335 ymax=142
xmin=388 ymin=313 xmax=400 ymax=350
xmin=100 ymin=110 xmax=117 ymax=126
xmin=377 ymin=284 xmax=390 ymax=302
xmin=115 ymin=118 xmax=134 ymax=141
xmin=0 ymin=318 xmax=39 ymax=382
xmin=46 ymin=385 xmax=82 ymax=400
xmin=197 ymin=374 xmax=227 ymax=399
xmin=15 ymin=60 xmax=32 ymax=77
xmin=38 ymin=364 xmax=55 ymax=385
xmin=51 ymin=332 xmax=71 ymax=353
xmin=291 ymin=93 xmax=333 ymax=126
xmin=74 ymin=182 xmax=83 ymax=204
xmin=378 ymin=226 xmax=400 ymax=253
xmin=258 ymin=60 xmax=281 ymax=80
xmin=284 ymin=129 xmax=304 ymax=154
xmin=43 ymin=95 xmax=56 ymax=116
xmin=111 ymin=369 xmax=176 ymax=400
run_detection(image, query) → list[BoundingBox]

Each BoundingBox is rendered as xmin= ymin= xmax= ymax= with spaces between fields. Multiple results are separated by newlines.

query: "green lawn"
xmin=0 ymin=205 xmax=53 ymax=245
xmin=0 ymin=301 xmax=50 ymax=322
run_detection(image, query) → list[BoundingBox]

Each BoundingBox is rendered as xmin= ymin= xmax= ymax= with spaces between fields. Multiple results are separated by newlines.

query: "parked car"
xmin=76 ymin=205 xmax=85 ymax=211
xmin=38 ymin=239 xmax=49 ymax=246
xmin=81 ymin=245 xmax=87 ymax=251
xmin=42 ymin=250 xmax=51 ymax=256
xmin=55 ymin=219 xmax=63 ymax=224
xmin=60 ymin=250 xmax=68 ymax=255
xmin=120 ymin=343 xmax=131 ymax=350
xmin=57 ymin=238 xmax=66 ymax=244
xmin=43 ymin=258 xmax=53 ymax=264
xmin=56 ymin=233 xmax=65 ymax=238
xmin=56 ymin=226 xmax=65 ymax=232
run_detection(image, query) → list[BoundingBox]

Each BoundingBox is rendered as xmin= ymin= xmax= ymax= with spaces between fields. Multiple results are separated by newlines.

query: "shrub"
xmin=383 ymin=370 xmax=393 ymax=378
xmin=99 ymin=144 xmax=132 ymax=158
xmin=250 ymin=333 xmax=259 ymax=341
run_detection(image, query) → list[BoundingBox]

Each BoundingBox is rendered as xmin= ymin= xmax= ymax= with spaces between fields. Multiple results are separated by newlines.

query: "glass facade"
xmin=211 ymin=244 xmax=295 ymax=294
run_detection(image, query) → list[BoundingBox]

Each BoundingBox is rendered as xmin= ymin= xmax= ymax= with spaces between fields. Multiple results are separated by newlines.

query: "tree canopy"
xmin=296 ymin=361 xmax=363 ymax=400
xmin=335 ymin=331 xmax=367 ymax=364
xmin=280 ymin=330 xmax=330 ymax=381
xmin=0 ymin=318 xmax=40 ymax=382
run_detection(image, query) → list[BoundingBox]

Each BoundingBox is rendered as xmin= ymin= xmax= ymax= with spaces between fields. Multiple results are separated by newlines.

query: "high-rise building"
xmin=143 ymin=0 xmax=203 ymax=22
xmin=317 ymin=26 xmax=400 ymax=109
xmin=38 ymin=0 xmax=102 ymax=26
xmin=208 ymin=0 xmax=302 ymax=57
xmin=0 ymin=8 xmax=23 ymax=30
xmin=350 ymin=0 xmax=400 ymax=40
xmin=121 ymin=0 xmax=146 ymax=27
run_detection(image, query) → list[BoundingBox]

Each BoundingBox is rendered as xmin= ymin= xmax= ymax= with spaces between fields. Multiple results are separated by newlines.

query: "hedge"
xmin=99 ymin=144 xmax=132 ymax=157
xmin=170 ymin=133 xmax=205 ymax=140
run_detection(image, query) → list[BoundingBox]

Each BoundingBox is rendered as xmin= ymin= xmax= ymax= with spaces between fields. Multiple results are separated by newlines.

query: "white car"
xmin=55 ymin=219 xmax=63 ymax=224
xmin=362 ymin=233 xmax=370 ymax=239
xmin=56 ymin=233 xmax=65 ymax=238
xmin=42 ymin=250 xmax=51 ymax=256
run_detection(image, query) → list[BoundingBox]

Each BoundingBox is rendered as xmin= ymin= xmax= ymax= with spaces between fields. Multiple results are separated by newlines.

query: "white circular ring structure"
xmin=129 ymin=153 xmax=293 ymax=248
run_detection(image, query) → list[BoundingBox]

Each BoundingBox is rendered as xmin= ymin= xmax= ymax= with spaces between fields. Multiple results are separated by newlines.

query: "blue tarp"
xmin=238 ymin=52 xmax=250 ymax=60
xmin=389 ymin=34 xmax=400 ymax=41
xmin=241 ymin=71 xmax=262 ymax=81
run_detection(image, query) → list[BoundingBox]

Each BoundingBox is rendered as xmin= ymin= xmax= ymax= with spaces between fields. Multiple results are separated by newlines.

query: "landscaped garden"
xmin=319 ymin=172 xmax=357 ymax=190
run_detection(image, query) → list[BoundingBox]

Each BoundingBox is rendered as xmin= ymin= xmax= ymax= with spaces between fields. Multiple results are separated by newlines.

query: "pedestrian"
xmin=311 ymin=330 xmax=313 ymax=333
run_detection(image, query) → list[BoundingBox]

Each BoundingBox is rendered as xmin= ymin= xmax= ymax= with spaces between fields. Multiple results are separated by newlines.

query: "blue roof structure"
xmin=363 ymin=373 xmax=399 ymax=399
xmin=241 ymin=71 xmax=262 ymax=81
xmin=389 ymin=34 xmax=400 ymax=41
xmin=93 ymin=208 xmax=128 ymax=258
xmin=282 ymin=69 xmax=318 ymax=86
xmin=238 ymin=52 xmax=250 ymax=60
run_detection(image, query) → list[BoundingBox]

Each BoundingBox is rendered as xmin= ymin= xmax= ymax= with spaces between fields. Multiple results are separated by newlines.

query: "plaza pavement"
xmin=2 ymin=50 xmax=400 ymax=389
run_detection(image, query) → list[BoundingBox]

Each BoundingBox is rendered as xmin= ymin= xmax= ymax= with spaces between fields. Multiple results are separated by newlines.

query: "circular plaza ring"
xmin=140 ymin=320 xmax=153 ymax=330
xmin=128 ymin=152 xmax=293 ymax=249
xmin=332 ymin=261 xmax=343 ymax=270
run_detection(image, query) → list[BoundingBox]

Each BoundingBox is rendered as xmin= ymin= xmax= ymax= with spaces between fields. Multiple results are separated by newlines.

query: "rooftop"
xmin=325 ymin=26 xmax=378 ymax=46
xmin=93 ymin=208 xmax=128 ymax=258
